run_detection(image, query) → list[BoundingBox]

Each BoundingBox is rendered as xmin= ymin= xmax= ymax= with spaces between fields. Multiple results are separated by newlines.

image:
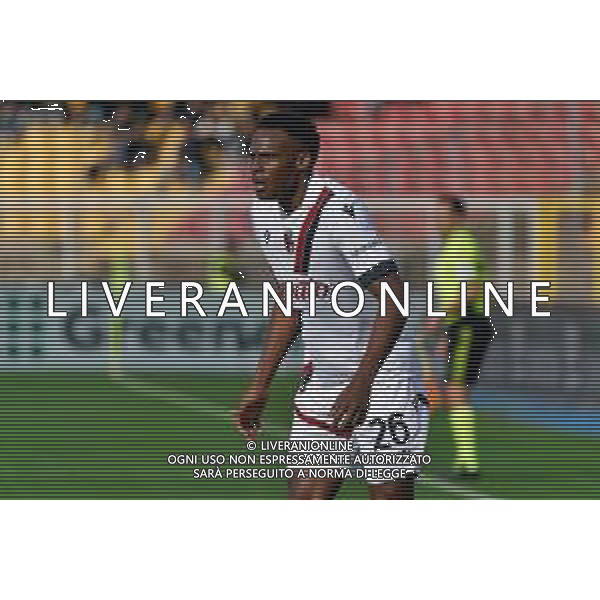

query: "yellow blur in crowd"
xmin=536 ymin=199 xmax=599 ymax=302
xmin=0 ymin=101 xmax=266 ymax=278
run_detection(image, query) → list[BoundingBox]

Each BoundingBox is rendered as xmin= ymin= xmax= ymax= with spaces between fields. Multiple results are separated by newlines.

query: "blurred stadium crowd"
xmin=0 ymin=100 xmax=337 ymax=285
xmin=0 ymin=100 xmax=598 ymax=304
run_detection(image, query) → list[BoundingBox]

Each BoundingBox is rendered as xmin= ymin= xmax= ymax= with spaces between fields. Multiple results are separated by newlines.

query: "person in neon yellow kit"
xmin=108 ymin=248 xmax=131 ymax=376
xmin=86 ymin=165 xmax=135 ymax=377
xmin=427 ymin=196 xmax=495 ymax=478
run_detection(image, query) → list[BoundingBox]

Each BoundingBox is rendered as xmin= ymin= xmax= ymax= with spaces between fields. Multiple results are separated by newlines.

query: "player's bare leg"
xmin=446 ymin=382 xmax=479 ymax=476
xmin=368 ymin=478 xmax=415 ymax=500
xmin=288 ymin=477 xmax=344 ymax=500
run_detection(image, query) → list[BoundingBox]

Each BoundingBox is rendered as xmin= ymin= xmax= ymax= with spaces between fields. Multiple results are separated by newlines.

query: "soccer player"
xmin=235 ymin=111 xmax=429 ymax=500
xmin=427 ymin=196 xmax=495 ymax=478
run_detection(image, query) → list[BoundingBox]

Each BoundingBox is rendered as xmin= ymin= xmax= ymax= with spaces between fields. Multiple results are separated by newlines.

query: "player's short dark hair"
xmin=254 ymin=111 xmax=320 ymax=165
xmin=440 ymin=195 xmax=467 ymax=215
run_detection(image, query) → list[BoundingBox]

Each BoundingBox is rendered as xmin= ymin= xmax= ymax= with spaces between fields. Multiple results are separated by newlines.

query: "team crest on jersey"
xmin=264 ymin=230 xmax=270 ymax=245
xmin=283 ymin=229 xmax=295 ymax=253
xmin=343 ymin=203 xmax=356 ymax=218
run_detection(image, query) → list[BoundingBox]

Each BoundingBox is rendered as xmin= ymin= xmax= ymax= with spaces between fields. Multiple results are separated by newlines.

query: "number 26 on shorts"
xmin=368 ymin=412 xmax=410 ymax=451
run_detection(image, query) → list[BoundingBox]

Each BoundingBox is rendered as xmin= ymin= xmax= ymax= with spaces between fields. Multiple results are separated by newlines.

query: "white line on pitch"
xmin=420 ymin=475 xmax=498 ymax=500
xmin=115 ymin=373 xmax=500 ymax=499
xmin=114 ymin=373 xmax=281 ymax=435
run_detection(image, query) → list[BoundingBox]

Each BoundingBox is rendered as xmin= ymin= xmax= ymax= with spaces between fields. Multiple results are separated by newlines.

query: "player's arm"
xmin=330 ymin=270 xmax=407 ymax=434
xmin=248 ymin=303 xmax=300 ymax=392
xmin=326 ymin=198 xmax=406 ymax=433
xmin=235 ymin=302 xmax=301 ymax=439
xmin=351 ymin=271 xmax=407 ymax=380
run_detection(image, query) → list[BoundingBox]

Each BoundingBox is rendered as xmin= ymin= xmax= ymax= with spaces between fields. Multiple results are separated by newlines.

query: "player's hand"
xmin=329 ymin=379 xmax=372 ymax=437
xmin=235 ymin=387 xmax=268 ymax=440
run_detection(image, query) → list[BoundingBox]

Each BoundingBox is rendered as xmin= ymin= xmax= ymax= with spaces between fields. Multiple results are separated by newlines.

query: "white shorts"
xmin=289 ymin=361 xmax=430 ymax=484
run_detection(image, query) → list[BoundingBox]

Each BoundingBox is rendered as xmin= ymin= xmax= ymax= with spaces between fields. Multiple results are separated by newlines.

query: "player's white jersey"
xmin=252 ymin=175 xmax=428 ymax=472
xmin=251 ymin=175 xmax=418 ymax=373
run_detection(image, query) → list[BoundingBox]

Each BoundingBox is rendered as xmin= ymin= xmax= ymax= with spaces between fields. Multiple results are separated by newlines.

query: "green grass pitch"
xmin=0 ymin=371 xmax=598 ymax=499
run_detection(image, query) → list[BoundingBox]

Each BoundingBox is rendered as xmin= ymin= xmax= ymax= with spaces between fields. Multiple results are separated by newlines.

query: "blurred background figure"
xmin=424 ymin=196 xmax=495 ymax=478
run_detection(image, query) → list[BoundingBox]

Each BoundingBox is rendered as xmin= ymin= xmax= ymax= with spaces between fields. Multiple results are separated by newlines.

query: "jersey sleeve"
xmin=328 ymin=198 xmax=398 ymax=287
